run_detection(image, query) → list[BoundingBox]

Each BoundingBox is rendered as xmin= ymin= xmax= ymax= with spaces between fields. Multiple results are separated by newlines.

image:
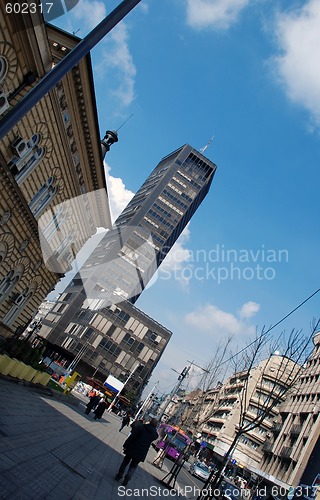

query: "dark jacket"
xmin=123 ymin=422 xmax=158 ymax=462
xmin=122 ymin=414 xmax=131 ymax=427
xmin=86 ymin=395 xmax=100 ymax=410
xmin=94 ymin=400 xmax=108 ymax=419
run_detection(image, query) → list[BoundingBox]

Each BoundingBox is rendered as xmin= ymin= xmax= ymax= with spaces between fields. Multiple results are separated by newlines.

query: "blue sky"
xmin=50 ymin=0 xmax=320 ymax=396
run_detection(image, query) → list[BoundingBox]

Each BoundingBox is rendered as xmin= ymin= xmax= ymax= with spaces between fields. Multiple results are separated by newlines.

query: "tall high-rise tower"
xmin=79 ymin=143 xmax=216 ymax=306
xmin=40 ymin=144 xmax=216 ymax=392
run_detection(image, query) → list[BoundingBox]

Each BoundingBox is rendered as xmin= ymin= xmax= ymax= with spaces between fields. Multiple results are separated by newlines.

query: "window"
xmin=29 ymin=177 xmax=57 ymax=217
xmin=136 ymin=342 xmax=144 ymax=353
xmin=2 ymin=286 xmax=33 ymax=326
xmin=15 ymin=147 xmax=46 ymax=185
xmin=123 ymin=333 xmax=134 ymax=346
xmin=99 ymin=338 xmax=121 ymax=357
xmin=0 ymin=56 xmax=8 ymax=83
xmin=76 ymin=309 xmax=95 ymax=321
xmin=145 ymin=329 xmax=158 ymax=344
xmin=0 ymin=268 xmax=22 ymax=304
xmin=0 ymin=242 xmax=7 ymax=264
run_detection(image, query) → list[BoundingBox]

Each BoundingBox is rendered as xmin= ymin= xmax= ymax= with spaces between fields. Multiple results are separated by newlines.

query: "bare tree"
xmin=197 ymin=319 xmax=320 ymax=500
xmin=179 ymin=335 xmax=234 ymax=433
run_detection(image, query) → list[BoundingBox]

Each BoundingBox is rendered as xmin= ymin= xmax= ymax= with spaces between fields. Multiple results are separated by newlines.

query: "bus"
xmin=155 ymin=424 xmax=192 ymax=461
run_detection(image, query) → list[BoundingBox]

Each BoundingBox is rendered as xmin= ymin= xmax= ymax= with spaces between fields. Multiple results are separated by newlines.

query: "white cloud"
xmin=238 ymin=301 xmax=260 ymax=319
xmin=73 ymin=0 xmax=106 ymax=30
xmin=95 ymin=22 xmax=137 ymax=107
xmin=272 ymin=0 xmax=320 ymax=128
xmin=104 ymin=163 xmax=134 ymax=221
xmin=185 ymin=301 xmax=259 ymax=337
xmin=186 ymin=0 xmax=250 ymax=30
xmin=186 ymin=303 xmax=242 ymax=334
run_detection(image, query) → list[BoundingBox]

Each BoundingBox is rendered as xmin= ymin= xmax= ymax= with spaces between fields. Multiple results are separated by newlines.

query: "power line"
xmin=218 ymin=287 xmax=320 ymax=369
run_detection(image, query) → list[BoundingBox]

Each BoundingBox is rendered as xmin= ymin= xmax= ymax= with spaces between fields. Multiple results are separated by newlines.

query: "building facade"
xmin=0 ymin=9 xmax=110 ymax=338
xmin=177 ymin=355 xmax=298 ymax=473
xmin=39 ymin=145 xmax=217 ymax=394
xmin=259 ymin=332 xmax=320 ymax=492
xmin=42 ymin=295 xmax=171 ymax=397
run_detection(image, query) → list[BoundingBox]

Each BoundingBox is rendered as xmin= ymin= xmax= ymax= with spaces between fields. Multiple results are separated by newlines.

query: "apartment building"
xmin=178 ymin=355 xmax=298 ymax=472
xmin=259 ymin=332 xmax=320 ymax=493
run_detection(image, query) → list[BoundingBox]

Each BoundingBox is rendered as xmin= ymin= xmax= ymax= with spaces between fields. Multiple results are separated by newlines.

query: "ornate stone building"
xmin=0 ymin=7 xmax=110 ymax=338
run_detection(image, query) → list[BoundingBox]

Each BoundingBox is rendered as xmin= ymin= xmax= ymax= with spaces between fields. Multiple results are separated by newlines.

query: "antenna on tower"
xmin=116 ymin=113 xmax=134 ymax=132
xmin=200 ymin=134 xmax=215 ymax=154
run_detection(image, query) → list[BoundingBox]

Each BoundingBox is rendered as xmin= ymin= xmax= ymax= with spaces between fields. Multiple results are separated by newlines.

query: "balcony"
xmin=280 ymin=446 xmax=292 ymax=459
xmin=291 ymin=425 xmax=302 ymax=435
xmin=272 ymin=422 xmax=282 ymax=432
xmin=209 ymin=414 xmax=227 ymax=423
xmin=262 ymin=441 xmax=273 ymax=452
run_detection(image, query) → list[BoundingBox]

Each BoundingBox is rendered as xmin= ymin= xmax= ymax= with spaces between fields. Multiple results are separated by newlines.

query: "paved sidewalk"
xmin=0 ymin=377 xmax=184 ymax=499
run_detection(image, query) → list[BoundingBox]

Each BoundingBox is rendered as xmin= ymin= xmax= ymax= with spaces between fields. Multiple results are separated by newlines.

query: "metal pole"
xmin=135 ymin=383 xmax=158 ymax=420
xmin=0 ymin=0 xmax=141 ymax=140
xmin=157 ymin=366 xmax=190 ymax=423
xmin=107 ymin=363 xmax=139 ymax=411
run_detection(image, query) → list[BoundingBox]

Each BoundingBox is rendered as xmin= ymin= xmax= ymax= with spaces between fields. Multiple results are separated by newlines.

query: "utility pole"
xmin=0 ymin=0 xmax=141 ymax=140
xmin=157 ymin=365 xmax=191 ymax=424
xmin=156 ymin=361 xmax=210 ymax=482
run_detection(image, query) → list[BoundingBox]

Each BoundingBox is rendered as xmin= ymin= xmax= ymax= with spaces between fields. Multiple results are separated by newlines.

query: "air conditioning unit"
xmin=11 ymin=137 xmax=29 ymax=158
xmin=0 ymin=93 xmax=9 ymax=115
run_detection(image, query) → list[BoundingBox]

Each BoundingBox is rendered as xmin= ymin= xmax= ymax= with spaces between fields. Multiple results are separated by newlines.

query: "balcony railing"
xmin=291 ymin=425 xmax=302 ymax=435
xmin=262 ymin=441 xmax=273 ymax=452
xmin=272 ymin=423 xmax=282 ymax=432
xmin=280 ymin=446 xmax=292 ymax=459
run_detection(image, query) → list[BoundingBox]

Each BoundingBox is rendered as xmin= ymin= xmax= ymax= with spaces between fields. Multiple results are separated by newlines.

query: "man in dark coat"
xmin=119 ymin=412 xmax=131 ymax=431
xmin=93 ymin=398 xmax=108 ymax=420
xmin=115 ymin=418 xmax=158 ymax=486
xmin=85 ymin=393 xmax=100 ymax=415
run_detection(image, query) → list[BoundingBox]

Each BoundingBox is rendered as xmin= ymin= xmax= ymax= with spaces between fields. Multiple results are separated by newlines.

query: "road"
xmin=157 ymin=456 xmax=210 ymax=499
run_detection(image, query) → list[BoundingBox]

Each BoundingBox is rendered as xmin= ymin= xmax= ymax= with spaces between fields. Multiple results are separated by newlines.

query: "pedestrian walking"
xmin=115 ymin=418 xmax=158 ymax=486
xmin=119 ymin=412 xmax=131 ymax=431
xmin=93 ymin=398 xmax=108 ymax=420
xmin=85 ymin=392 xmax=100 ymax=415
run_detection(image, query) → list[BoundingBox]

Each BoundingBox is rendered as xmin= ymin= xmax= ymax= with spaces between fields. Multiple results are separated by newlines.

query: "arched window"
xmin=0 ymin=269 xmax=21 ymax=304
xmin=29 ymin=133 xmax=41 ymax=147
xmin=29 ymin=177 xmax=57 ymax=218
xmin=16 ymin=147 xmax=46 ymax=185
xmin=0 ymin=56 xmax=8 ymax=83
xmin=2 ymin=287 xmax=33 ymax=326
xmin=0 ymin=242 xmax=7 ymax=264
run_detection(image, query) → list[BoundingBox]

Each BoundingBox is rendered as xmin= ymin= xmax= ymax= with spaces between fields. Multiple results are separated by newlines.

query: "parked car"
xmin=219 ymin=480 xmax=242 ymax=500
xmin=189 ymin=462 xmax=211 ymax=482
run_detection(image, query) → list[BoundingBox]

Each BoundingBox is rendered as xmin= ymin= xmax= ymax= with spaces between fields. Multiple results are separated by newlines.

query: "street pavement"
xmin=0 ymin=376 xmax=188 ymax=499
